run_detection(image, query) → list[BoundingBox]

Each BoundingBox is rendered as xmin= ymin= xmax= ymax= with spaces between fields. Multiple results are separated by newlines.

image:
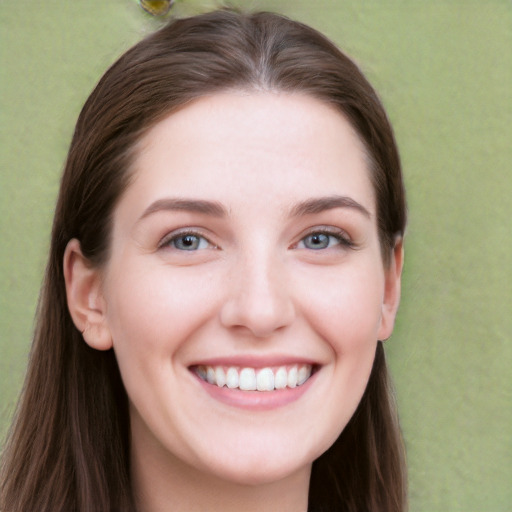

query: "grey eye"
xmin=139 ymin=0 xmax=174 ymax=16
xmin=172 ymin=234 xmax=204 ymax=251
xmin=303 ymin=233 xmax=331 ymax=250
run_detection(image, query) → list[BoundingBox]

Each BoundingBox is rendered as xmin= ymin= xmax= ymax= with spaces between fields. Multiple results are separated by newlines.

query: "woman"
xmin=0 ymin=9 xmax=407 ymax=512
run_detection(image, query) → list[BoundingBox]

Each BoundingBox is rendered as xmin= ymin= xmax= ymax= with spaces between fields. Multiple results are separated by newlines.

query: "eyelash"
xmin=158 ymin=227 xmax=353 ymax=252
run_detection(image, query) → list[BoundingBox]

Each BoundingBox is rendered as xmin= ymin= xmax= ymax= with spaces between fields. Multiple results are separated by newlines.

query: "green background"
xmin=1 ymin=1 xmax=510 ymax=510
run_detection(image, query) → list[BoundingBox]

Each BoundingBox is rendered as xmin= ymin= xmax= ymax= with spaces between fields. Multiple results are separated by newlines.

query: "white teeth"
xmin=239 ymin=368 xmax=257 ymax=390
xmin=226 ymin=367 xmax=239 ymax=389
xmin=287 ymin=366 xmax=298 ymax=388
xmin=215 ymin=367 xmax=226 ymax=388
xmin=206 ymin=367 xmax=216 ymax=385
xmin=256 ymin=368 xmax=275 ymax=391
xmin=298 ymin=365 xmax=310 ymax=386
xmin=196 ymin=364 xmax=313 ymax=391
xmin=274 ymin=366 xmax=288 ymax=389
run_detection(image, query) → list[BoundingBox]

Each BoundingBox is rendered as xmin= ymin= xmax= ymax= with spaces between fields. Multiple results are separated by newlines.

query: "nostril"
xmin=219 ymin=304 xmax=294 ymax=338
xmin=219 ymin=259 xmax=296 ymax=336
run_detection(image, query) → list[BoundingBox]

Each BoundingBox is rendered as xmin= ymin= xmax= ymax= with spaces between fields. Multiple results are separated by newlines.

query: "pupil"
xmin=182 ymin=235 xmax=195 ymax=246
xmin=306 ymin=233 xmax=328 ymax=250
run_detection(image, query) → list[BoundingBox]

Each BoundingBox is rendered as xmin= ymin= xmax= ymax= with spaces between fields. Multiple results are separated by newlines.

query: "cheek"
xmin=298 ymin=261 xmax=385 ymax=354
xmin=306 ymin=268 xmax=383 ymax=439
xmin=104 ymin=263 xmax=221 ymax=363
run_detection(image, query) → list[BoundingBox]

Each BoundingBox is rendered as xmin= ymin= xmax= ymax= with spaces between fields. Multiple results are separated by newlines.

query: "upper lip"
xmin=188 ymin=355 xmax=318 ymax=369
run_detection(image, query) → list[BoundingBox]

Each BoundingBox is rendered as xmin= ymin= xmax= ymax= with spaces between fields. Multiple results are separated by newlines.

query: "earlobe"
xmin=378 ymin=238 xmax=404 ymax=341
xmin=63 ymin=239 xmax=113 ymax=351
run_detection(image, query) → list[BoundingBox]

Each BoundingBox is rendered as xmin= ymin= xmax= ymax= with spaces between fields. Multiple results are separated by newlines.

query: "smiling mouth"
xmin=192 ymin=364 xmax=314 ymax=391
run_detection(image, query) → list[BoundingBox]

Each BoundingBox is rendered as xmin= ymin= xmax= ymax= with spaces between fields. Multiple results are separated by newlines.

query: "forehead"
xmin=120 ymin=91 xmax=375 ymax=222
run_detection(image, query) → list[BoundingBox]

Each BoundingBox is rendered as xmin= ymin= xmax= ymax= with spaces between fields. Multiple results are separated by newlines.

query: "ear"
xmin=63 ymin=239 xmax=113 ymax=350
xmin=377 ymin=238 xmax=404 ymax=341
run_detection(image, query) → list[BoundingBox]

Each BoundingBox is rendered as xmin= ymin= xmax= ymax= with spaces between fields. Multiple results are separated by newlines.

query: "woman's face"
xmin=92 ymin=92 xmax=401 ymax=485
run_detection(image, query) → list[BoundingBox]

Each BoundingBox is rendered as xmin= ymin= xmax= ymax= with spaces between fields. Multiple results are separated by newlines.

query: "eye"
xmin=159 ymin=231 xmax=213 ymax=251
xmin=297 ymin=230 xmax=352 ymax=250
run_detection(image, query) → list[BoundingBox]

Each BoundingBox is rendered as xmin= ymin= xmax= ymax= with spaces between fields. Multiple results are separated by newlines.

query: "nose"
xmin=220 ymin=250 xmax=295 ymax=338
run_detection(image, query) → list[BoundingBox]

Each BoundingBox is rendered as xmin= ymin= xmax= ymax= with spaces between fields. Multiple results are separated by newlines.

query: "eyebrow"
xmin=138 ymin=198 xmax=227 ymax=221
xmin=137 ymin=194 xmax=370 ymax=223
xmin=290 ymin=195 xmax=371 ymax=218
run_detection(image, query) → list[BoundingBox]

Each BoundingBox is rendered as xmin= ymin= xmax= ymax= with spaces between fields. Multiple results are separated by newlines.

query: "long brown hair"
xmin=0 ymin=9 xmax=407 ymax=511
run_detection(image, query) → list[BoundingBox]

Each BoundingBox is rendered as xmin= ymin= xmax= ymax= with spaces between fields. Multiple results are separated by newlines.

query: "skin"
xmin=64 ymin=91 xmax=403 ymax=512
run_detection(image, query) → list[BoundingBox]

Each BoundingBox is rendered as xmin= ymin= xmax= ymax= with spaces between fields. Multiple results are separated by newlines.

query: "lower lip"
xmin=192 ymin=371 xmax=317 ymax=411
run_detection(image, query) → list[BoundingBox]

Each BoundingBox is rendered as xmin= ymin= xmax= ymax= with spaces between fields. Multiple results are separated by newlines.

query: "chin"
xmin=199 ymin=441 xmax=317 ymax=488
xmin=212 ymin=461 xmax=309 ymax=487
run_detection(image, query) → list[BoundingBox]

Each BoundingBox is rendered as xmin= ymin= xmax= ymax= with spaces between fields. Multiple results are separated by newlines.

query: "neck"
xmin=131 ymin=439 xmax=311 ymax=512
